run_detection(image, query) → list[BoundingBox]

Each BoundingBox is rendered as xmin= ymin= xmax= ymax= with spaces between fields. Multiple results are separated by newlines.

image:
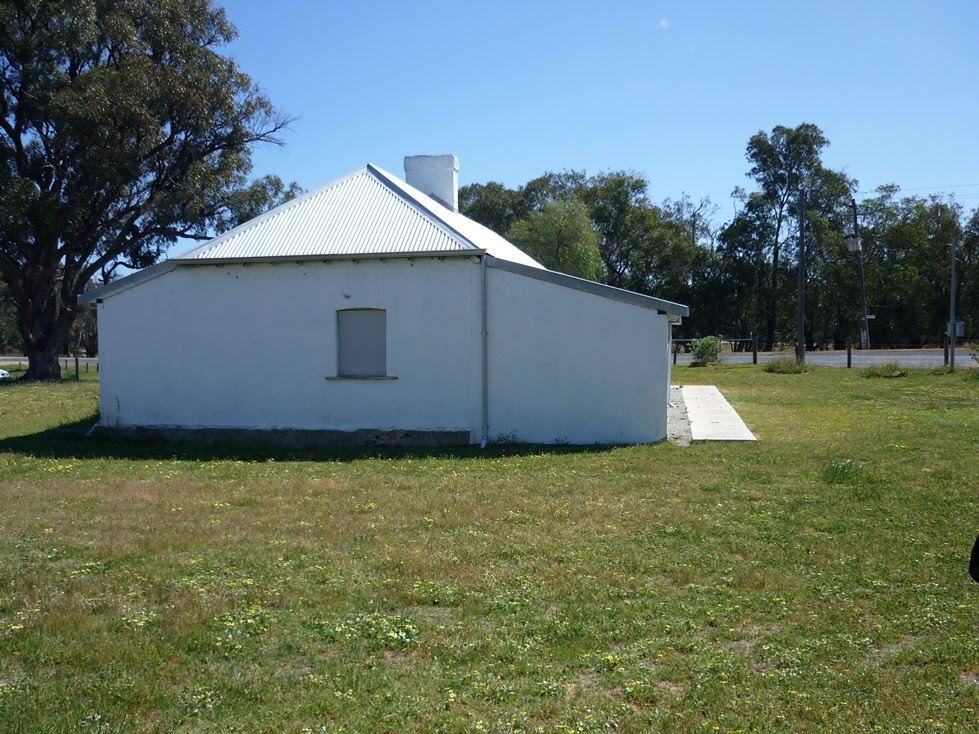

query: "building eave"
xmin=78 ymin=261 xmax=179 ymax=306
xmin=80 ymin=251 xmax=491 ymax=304
xmin=486 ymin=256 xmax=690 ymax=317
xmin=172 ymin=249 xmax=485 ymax=266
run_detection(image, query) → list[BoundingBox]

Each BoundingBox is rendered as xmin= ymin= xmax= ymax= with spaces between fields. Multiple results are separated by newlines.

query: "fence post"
xmin=847 ymin=339 xmax=852 ymax=369
xmin=944 ymin=334 xmax=949 ymax=366
xmin=752 ymin=336 xmax=758 ymax=365
xmin=74 ymin=356 xmax=80 ymax=381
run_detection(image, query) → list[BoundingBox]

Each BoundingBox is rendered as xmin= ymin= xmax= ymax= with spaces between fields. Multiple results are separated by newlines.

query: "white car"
xmin=0 ymin=368 xmax=9 ymax=381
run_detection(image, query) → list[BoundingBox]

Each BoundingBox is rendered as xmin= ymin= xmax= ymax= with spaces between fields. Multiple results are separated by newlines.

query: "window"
xmin=337 ymin=308 xmax=386 ymax=377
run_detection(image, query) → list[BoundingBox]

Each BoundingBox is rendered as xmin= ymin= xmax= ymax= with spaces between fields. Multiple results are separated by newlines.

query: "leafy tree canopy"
xmin=0 ymin=0 xmax=289 ymax=379
xmin=455 ymin=123 xmax=979 ymax=349
xmin=506 ymin=197 xmax=604 ymax=281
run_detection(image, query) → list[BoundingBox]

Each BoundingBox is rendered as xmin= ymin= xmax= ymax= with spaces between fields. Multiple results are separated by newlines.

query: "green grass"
xmin=1 ymin=366 xmax=978 ymax=732
xmin=863 ymin=362 xmax=908 ymax=379
xmin=762 ymin=357 xmax=808 ymax=374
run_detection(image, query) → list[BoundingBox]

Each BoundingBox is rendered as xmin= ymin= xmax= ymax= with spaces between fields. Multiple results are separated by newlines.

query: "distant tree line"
xmin=461 ymin=123 xmax=978 ymax=349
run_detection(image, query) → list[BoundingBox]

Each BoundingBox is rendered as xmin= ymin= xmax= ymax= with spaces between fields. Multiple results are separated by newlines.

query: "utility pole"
xmin=848 ymin=199 xmax=871 ymax=349
xmin=796 ymin=191 xmax=806 ymax=364
xmin=949 ymin=236 xmax=958 ymax=373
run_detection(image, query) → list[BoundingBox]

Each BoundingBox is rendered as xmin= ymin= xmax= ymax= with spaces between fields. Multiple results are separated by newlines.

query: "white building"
xmin=82 ymin=156 xmax=687 ymax=446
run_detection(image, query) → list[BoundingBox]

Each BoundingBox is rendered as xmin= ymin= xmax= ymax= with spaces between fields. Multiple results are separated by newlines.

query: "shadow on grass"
xmin=0 ymin=413 xmax=622 ymax=463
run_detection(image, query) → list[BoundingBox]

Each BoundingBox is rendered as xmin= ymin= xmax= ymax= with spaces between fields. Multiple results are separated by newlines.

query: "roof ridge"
xmin=164 ymin=162 xmax=544 ymax=265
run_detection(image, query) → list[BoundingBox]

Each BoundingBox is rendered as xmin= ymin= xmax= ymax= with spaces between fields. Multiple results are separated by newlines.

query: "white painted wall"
xmin=486 ymin=268 xmax=670 ymax=444
xmin=97 ymin=257 xmax=672 ymax=444
xmin=97 ymin=258 xmax=483 ymax=436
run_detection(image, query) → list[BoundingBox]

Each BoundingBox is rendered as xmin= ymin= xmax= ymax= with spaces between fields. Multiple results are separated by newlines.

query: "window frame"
xmin=331 ymin=307 xmax=394 ymax=380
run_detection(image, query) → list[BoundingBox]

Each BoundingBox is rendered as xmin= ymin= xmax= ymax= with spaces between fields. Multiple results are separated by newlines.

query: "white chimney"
xmin=404 ymin=155 xmax=459 ymax=212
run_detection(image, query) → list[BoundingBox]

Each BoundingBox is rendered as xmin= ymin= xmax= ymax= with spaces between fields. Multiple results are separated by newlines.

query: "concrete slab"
xmin=679 ymin=385 xmax=756 ymax=442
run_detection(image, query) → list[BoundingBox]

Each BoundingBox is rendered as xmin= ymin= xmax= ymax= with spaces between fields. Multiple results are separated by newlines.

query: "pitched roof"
xmin=80 ymin=162 xmax=688 ymax=318
xmin=173 ymin=164 xmax=543 ymax=268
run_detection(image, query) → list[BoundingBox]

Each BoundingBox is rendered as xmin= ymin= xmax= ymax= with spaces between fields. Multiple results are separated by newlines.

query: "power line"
xmin=857 ymin=183 xmax=979 ymax=193
xmin=888 ymin=183 xmax=979 ymax=191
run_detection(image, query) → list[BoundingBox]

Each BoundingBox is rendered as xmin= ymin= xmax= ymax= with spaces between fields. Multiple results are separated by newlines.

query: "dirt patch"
xmin=958 ymin=671 xmax=979 ymax=686
xmin=867 ymin=635 xmax=922 ymax=665
xmin=655 ymin=679 xmax=686 ymax=697
xmin=565 ymin=673 xmax=604 ymax=700
xmin=409 ymin=606 xmax=458 ymax=626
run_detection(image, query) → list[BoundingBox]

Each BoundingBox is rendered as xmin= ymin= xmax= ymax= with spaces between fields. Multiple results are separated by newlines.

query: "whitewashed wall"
xmin=97 ymin=258 xmax=483 ymax=436
xmin=97 ymin=258 xmax=672 ymax=444
xmin=486 ymin=268 xmax=670 ymax=444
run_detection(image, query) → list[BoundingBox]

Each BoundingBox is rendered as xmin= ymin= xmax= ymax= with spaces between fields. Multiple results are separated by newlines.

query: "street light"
xmin=847 ymin=199 xmax=871 ymax=350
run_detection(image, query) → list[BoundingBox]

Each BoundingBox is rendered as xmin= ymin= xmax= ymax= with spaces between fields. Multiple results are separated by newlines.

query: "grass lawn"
xmin=1 ymin=365 xmax=977 ymax=733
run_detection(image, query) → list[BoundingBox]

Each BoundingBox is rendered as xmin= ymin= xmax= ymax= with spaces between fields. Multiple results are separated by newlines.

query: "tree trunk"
xmin=763 ymin=302 xmax=776 ymax=352
xmin=764 ymin=242 xmax=780 ymax=351
xmin=749 ymin=241 xmax=763 ymax=345
xmin=24 ymin=344 xmax=63 ymax=381
xmin=763 ymin=211 xmax=785 ymax=352
xmin=16 ymin=276 xmax=76 ymax=382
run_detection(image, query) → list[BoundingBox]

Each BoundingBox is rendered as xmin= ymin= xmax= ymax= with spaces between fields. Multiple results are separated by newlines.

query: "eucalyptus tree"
xmin=715 ymin=192 xmax=774 ymax=340
xmin=0 ymin=281 xmax=16 ymax=354
xmin=857 ymin=187 xmax=964 ymax=345
xmin=462 ymin=169 xmax=700 ymax=305
xmin=459 ymin=172 xmax=585 ymax=237
xmin=741 ymin=123 xmax=851 ymax=349
xmin=458 ymin=181 xmax=523 ymax=236
xmin=959 ymin=207 xmax=979 ymax=339
xmin=795 ymin=164 xmax=854 ymax=347
xmin=0 ymin=0 xmax=289 ymax=379
xmin=505 ymin=197 xmax=604 ymax=281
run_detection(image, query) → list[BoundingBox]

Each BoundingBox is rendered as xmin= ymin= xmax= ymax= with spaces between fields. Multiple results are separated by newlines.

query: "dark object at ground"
xmin=970 ymin=536 xmax=979 ymax=584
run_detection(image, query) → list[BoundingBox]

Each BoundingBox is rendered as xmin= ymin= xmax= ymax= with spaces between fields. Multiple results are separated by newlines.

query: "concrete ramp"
xmin=680 ymin=385 xmax=756 ymax=441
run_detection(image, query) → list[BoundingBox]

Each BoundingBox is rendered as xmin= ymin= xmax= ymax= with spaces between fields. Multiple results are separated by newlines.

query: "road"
xmin=674 ymin=348 xmax=966 ymax=369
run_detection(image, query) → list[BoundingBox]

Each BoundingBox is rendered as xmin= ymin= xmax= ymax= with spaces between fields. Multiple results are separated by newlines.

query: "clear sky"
xmin=220 ymin=0 xmax=979 ymax=223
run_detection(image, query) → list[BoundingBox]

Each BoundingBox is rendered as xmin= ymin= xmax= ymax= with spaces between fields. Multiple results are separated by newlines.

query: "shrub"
xmin=763 ymin=357 xmax=808 ymax=374
xmin=863 ymin=362 xmax=906 ymax=379
xmin=690 ymin=336 xmax=722 ymax=365
xmin=971 ymin=343 xmax=979 ymax=367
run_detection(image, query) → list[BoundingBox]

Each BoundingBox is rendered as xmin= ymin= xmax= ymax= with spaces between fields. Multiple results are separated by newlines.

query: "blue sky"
xmin=222 ymin=0 xmax=979 ymax=222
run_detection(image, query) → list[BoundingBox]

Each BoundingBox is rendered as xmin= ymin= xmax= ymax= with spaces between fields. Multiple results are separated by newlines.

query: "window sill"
xmin=326 ymin=375 xmax=398 ymax=381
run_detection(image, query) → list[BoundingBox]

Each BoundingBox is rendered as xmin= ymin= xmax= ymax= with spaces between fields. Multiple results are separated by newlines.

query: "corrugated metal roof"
xmin=173 ymin=164 xmax=543 ymax=268
xmin=371 ymin=167 xmax=544 ymax=269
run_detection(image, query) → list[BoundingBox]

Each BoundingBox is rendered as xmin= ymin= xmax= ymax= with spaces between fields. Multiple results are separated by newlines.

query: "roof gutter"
xmin=82 ymin=250 xmax=488 ymax=305
xmin=485 ymin=256 xmax=689 ymax=317
xmin=78 ymin=261 xmax=179 ymax=306
xmin=172 ymin=249 xmax=485 ymax=266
